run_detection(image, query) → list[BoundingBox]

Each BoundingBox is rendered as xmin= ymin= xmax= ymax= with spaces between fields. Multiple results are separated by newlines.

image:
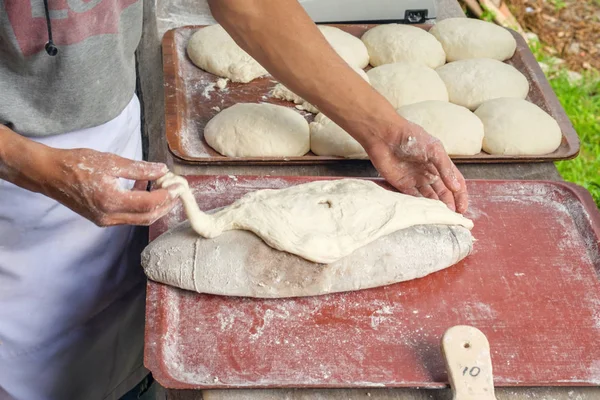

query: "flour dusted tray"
xmin=162 ymin=24 xmax=579 ymax=164
xmin=145 ymin=176 xmax=600 ymax=389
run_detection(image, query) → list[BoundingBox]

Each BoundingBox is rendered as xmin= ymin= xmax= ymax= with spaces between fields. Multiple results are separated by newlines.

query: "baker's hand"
xmin=36 ymin=148 xmax=179 ymax=226
xmin=365 ymin=121 xmax=468 ymax=213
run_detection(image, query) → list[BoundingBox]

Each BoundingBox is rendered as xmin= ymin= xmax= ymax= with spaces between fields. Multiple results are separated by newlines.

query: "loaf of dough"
xmin=475 ymin=98 xmax=562 ymax=155
xmin=361 ymin=24 xmax=446 ymax=68
xmin=309 ymin=113 xmax=367 ymax=158
xmin=318 ymin=25 xmax=370 ymax=69
xmin=368 ymin=62 xmax=449 ymax=108
xmin=436 ymin=58 xmax=529 ymax=110
xmin=430 ymin=18 xmax=517 ymax=62
xmin=187 ymin=25 xmax=267 ymax=83
xmin=204 ymin=103 xmax=310 ymax=157
xmin=142 ymin=221 xmax=473 ymax=298
xmin=397 ymin=101 xmax=484 ymax=156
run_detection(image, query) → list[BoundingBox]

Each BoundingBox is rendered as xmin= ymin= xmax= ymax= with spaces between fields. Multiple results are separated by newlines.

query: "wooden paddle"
xmin=441 ymin=325 xmax=498 ymax=400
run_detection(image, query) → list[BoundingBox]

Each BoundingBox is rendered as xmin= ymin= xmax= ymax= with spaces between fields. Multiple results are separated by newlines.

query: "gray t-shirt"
xmin=0 ymin=0 xmax=142 ymax=137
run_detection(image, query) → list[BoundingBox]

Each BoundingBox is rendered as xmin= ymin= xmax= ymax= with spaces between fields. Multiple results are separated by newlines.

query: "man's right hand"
xmin=0 ymin=126 xmax=179 ymax=226
xmin=364 ymin=120 xmax=468 ymax=213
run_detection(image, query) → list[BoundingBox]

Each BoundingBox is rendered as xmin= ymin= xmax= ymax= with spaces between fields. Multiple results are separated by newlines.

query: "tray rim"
xmin=161 ymin=24 xmax=580 ymax=165
xmin=145 ymin=176 xmax=600 ymax=390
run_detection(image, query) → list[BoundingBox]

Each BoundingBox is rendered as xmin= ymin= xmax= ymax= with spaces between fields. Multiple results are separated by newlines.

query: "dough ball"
xmin=368 ymin=62 xmax=449 ymax=108
xmin=429 ymin=18 xmax=517 ymax=62
xmin=205 ymin=103 xmax=310 ymax=157
xmin=397 ymin=101 xmax=484 ymax=156
xmin=272 ymin=67 xmax=369 ymax=114
xmin=361 ymin=24 xmax=446 ymax=68
xmin=310 ymin=113 xmax=367 ymax=158
xmin=475 ymin=98 xmax=562 ymax=155
xmin=319 ymin=25 xmax=370 ymax=69
xmin=187 ymin=25 xmax=268 ymax=83
xmin=436 ymin=58 xmax=529 ymax=110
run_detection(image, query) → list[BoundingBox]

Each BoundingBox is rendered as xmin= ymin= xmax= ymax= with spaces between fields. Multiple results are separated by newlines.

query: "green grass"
xmin=553 ymin=73 xmax=600 ymax=208
xmin=529 ymin=38 xmax=600 ymax=207
xmin=480 ymin=5 xmax=497 ymax=22
xmin=548 ymin=0 xmax=567 ymax=11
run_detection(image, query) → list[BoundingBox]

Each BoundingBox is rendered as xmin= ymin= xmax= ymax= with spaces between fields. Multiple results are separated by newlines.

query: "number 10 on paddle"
xmin=462 ymin=366 xmax=482 ymax=377
xmin=442 ymin=326 xmax=498 ymax=400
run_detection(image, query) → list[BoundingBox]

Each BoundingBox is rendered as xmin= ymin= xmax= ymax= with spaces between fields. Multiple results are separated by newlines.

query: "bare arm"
xmin=208 ymin=0 xmax=468 ymax=212
xmin=0 ymin=125 xmax=178 ymax=226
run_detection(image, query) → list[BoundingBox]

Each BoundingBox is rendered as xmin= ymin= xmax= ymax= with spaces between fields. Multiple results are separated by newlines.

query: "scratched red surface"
xmin=145 ymin=176 xmax=600 ymax=389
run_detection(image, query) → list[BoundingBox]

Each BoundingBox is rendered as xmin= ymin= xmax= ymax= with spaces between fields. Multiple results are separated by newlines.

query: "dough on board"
xmin=155 ymin=174 xmax=474 ymax=264
xmin=475 ymin=98 xmax=562 ymax=155
xmin=142 ymin=221 xmax=473 ymax=298
xmin=397 ymin=101 xmax=484 ymax=156
xmin=367 ymin=62 xmax=449 ymax=108
xmin=361 ymin=24 xmax=446 ymax=68
xmin=318 ymin=25 xmax=370 ymax=69
xmin=310 ymin=113 xmax=368 ymax=158
xmin=436 ymin=58 xmax=529 ymax=110
xmin=429 ymin=18 xmax=517 ymax=62
xmin=187 ymin=24 xmax=267 ymax=83
xmin=204 ymin=103 xmax=309 ymax=157
xmin=272 ymin=67 xmax=369 ymax=114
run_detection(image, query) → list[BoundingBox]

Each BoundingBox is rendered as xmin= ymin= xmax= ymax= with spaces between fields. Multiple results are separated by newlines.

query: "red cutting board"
xmin=145 ymin=176 xmax=600 ymax=389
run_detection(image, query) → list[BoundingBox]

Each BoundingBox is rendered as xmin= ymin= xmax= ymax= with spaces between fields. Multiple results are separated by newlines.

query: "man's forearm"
xmin=207 ymin=0 xmax=408 ymax=149
xmin=0 ymin=125 xmax=53 ymax=193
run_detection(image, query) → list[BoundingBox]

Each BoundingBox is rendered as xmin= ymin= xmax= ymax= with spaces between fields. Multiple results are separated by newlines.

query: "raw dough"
xmin=154 ymin=174 xmax=473 ymax=264
xmin=204 ymin=103 xmax=309 ymax=157
xmin=361 ymin=24 xmax=446 ymax=68
xmin=475 ymin=98 xmax=562 ymax=155
xmin=318 ymin=25 xmax=370 ymax=69
xmin=367 ymin=62 xmax=449 ymax=108
xmin=141 ymin=221 xmax=473 ymax=298
xmin=436 ymin=58 xmax=529 ymax=110
xmin=429 ymin=18 xmax=517 ymax=62
xmin=396 ymin=101 xmax=484 ymax=156
xmin=310 ymin=113 xmax=367 ymax=158
xmin=187 ymin=24 xmax=268 ymax=83
xmin=272 ymin=68 xmax=369 ymax=114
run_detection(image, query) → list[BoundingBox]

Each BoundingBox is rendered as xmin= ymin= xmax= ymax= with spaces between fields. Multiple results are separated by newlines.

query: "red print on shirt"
xmin=5 ymin=0 xmax=138 ymax=57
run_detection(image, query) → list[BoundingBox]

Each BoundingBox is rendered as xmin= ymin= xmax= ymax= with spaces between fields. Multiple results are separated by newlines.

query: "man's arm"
xmin=208 ymin=0 xmax=468 ymax=213
xmin=0 ymin=125 xmax=179 ymax=226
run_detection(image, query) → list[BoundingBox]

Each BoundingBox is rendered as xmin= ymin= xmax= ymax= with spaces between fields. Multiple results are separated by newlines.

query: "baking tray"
xmin=145 ymin=176 xmax=600 ymax=389
xmin=162 ymin=24 xmax=579 ymax=164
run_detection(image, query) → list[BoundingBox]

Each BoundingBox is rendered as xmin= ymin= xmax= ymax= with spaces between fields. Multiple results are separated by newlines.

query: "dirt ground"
xmin=503 ymin=0 xmax=600 ymax=72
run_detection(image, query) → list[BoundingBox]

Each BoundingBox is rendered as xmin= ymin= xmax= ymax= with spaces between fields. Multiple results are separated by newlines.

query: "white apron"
xmin=0 ymin=96 xmax=148 ymax=400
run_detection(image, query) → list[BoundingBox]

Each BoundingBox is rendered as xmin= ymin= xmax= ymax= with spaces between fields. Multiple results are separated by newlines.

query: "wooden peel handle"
xmin=441 ymin=325 xmax=497 ymax=400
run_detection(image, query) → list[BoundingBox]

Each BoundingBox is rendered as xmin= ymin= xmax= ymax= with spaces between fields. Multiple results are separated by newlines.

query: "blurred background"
xmin=459 ymin=0 xmax=599 ymax=206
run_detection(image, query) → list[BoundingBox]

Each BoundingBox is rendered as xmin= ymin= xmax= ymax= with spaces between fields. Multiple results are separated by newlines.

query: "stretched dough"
xmin=187 ymin=24 xmax=267 ymax=83
xmin=155 ymin=174 xmax=473 ymax=264
xmin=142 ymin=221 xmax=473 ymax=298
